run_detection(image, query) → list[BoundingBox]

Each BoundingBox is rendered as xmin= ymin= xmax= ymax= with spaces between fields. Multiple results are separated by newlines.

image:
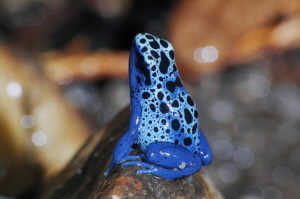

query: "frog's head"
xmin=129 ymin=33 xmax=176 ymax=96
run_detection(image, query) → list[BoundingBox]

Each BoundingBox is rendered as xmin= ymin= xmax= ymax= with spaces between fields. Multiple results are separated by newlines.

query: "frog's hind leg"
xmin=104 ymin=130 xmax=137 ymax=176
xmin=122 ymin=142 xmax=202 ymax=180
xmin=122 ymin=160 xmax=199 ymax=180
xmin=138 ymin=164 xmax=199 ymax=180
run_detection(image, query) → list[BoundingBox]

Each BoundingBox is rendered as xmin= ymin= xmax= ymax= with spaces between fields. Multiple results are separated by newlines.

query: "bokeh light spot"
xmin=272 ymin=166 xmax=293 ymax=186
xmin=32 ymin=131 xmax=47 ymax=147
xmin=194 ymin=46 xmax=218 ymax=63
xmin=218 ymin=163 xmax=239 ymax=183
xmin=20 ymin=115 xmax=35 ymax=129
xmin=6 ymin=82 xmax=22 ymax=98
xmin=233 ymin=148 xmax=254 ymax=168
xmin=213 ymin=139 xmax=234 ymax=160
xmin=263 ymin=186 xmax=282 ymax=199
xmin=81 ymin=57 xmax=100 ymax=76
xmin=210 ymin=100 xmax=234 ymax=123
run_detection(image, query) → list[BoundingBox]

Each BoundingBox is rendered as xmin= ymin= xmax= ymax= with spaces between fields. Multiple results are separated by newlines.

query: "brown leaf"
xmin=43 ymin=51 xmax=129 ymax=84
xmin=0 ymin=44 xmax=90 ymax=196
xmin=169 ymin=0 xmax=300 ymax=80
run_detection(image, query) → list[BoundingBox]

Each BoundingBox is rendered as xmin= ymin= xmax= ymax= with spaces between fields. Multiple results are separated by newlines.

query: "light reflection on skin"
xmin=159 ymin=151 xmax=170 ymax=156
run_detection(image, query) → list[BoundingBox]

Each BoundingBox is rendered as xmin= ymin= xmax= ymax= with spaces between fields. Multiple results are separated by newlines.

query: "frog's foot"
xmin=104 ymin=154 xmax=141 ymax=176
xmin=121 ymin=142 xmax=202 ymax=180
xmin=122 ymin=161 xmax=153 ymax=169
xmin=123 ymin=154 xmax=141 ymax=161
xmin=121 ymin=161 xmax=199 ymax=180
xmin=137 ymin=165 xmax=199 ymax=180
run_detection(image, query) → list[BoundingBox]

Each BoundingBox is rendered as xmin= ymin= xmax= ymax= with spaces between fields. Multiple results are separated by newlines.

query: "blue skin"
xmin=105 ymin=33 xmax=212 ymax=180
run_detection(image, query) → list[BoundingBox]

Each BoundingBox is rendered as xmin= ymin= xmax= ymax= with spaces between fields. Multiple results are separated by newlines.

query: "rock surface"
xmin=26 ymin=106 xmax=223 ymax=199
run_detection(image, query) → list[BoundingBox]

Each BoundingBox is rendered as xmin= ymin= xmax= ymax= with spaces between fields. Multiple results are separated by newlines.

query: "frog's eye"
xmin=136 ymin=55 xmax=152 ymax=86
xmin=136 ymin=55 xmax=148 ymax=72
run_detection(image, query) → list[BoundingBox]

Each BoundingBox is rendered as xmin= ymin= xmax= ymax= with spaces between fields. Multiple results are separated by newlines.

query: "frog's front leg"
xmin=199 ymin=129 xmax=213 ymax=165
xmin=122 ymin=142 xmax=201 ymax=180
xmin=104 ymin=129 xmax=138 ymax=176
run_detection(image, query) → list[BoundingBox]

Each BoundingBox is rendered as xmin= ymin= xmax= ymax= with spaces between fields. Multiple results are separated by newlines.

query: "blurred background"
xmin=0 ymin=0 xmax=300 ymax=198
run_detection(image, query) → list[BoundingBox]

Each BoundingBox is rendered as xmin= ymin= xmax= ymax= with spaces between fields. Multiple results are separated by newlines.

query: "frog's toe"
xmin=136 ymin=167 xmax=159 ymax=174
xmin=104 ymin=167 xmax=112 ymax=176
xmin=121 ymin=161 xmax=153 ymax=169
xmin=123 ymin=155 xmax=141 ymax=161
xmin=136 ymin=167 xmax=183 ymax=180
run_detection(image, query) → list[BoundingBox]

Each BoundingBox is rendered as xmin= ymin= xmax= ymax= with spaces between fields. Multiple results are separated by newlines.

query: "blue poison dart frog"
xmin=104 ymin=33 xmax=212 ymax=180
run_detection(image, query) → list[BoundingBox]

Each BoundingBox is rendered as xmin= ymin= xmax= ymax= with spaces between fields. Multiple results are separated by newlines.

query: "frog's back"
xmin=131 ymin=33 xmax=200 ymax=155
